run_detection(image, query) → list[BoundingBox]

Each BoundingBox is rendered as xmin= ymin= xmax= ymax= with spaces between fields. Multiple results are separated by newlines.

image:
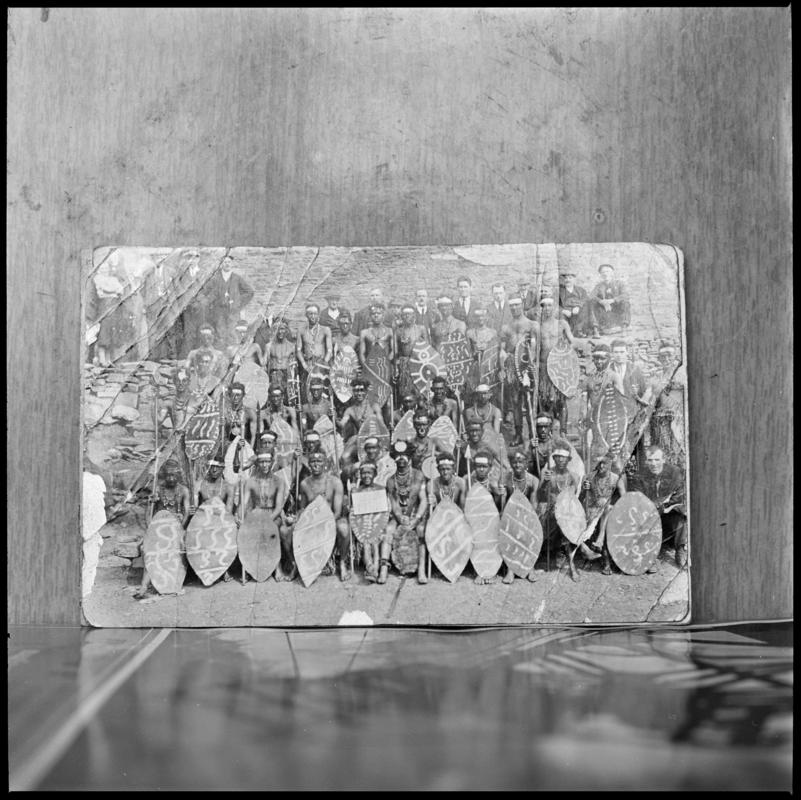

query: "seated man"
xmin=587 ymin=263 xmax=631 ymax=335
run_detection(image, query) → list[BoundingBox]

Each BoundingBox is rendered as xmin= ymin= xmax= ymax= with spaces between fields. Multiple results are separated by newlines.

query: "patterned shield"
xmin=555 ymin=490 xmax=587 ymax=545
xmin=270 ymin=416 xmax=301 ymax=461
xmin=184 ymin=497 xmax=238 ymax=586
xmin=439 ymin=333 xmax=473 ymax=393
xmin=235 ymin=360 xmax=270 ymax=410
xmin=465 ymin=485 xmax=502 ymax=578
xmin=184 ymin=396 xmax=221 ymax=461
xmin=595 ymin=389 xmax=629 ymax=454
xmin=143 ymin=510 xmax=187 ymax=594
xmin=286 ymin=360 xmax=300 ymax=406
xmin=606 ymin=491 xmax=663 ymax=575
xmin=237 ymin=509 xmax=281 ymax=582
xmin=223 ymin=438 xmax=253 ymax=486
xmin=292 ymin=495 xmax=337 ymax=587
xmin=467 ymin=342 xmax=501 ymax=394
xmin=428 ymin=415 xmax=458 ymax=456
xmin=410 ymin=342 xmax=447 ymax=395
xmin=546 ymin=341 xmax=580 ymax=398
xmin=330 ymin=345 xmax=359 ymax=403
xmin=513 ymin=337 xmax=537 ymax=387
xmin=425 ymin=497 xmax=473 ymax=583
xmin=349 ymin=488 xmax=390 ymax=545
xmin=357 ymin=415 xmax=390 ymax=461
xmin=363 ymin=343 xmax=391 ymax=408
xmin=314 ymin=414 xmax=344 ymax=470
xmin=498 ymin=490 xmax=543 ymax=577
xmin=391 ymin=410 xmax=416 ymax=443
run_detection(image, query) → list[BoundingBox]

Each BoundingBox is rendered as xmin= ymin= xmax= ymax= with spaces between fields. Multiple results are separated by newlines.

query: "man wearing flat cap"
xmin=558 ymin=269 xmax=590 ymax=336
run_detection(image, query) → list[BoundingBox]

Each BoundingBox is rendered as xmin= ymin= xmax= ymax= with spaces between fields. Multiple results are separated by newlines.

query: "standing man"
xmin=453 ymin=276 xmax=480 ymax=328
xmin=359 ymin=303 xmax=395 ymax=372
xmin=559 ymin=269 xmax=590 ymax=336
xmin=487 ymin=283 xmax=511 ymax=337
xmin=263 ymin=318 xmax=295 ymax=401
xmin=296 ymin=303 xmax=333 ymax=401
xmin=532 ymin=292 xmax=575 ymax=430
xmin=384 ymin=440 xmax=429 ymax=584
xmin=175 ymin=248 xmax=213 ymax=357
xmin=223 ymin=381 xmax=258 ymax=448
xmin=260 ymin=386 xmax=300 ymax=438
xmin=428 ymin=376 xmax=460 ymax=428
xmin=331 ymin=310 xmax=360 ymax=354
xmin=353 ymin=288 xmax=387 ymax=336
xmin=610 ymin=339 xmax=649 ymax=418
xmin=499 ymin=296 xmax=537 ymax=446
xmin=208 ymin=253 xmax=255 ymax=346
xmin=529 ymin=413 xmax=556 ymax=481
xmin=647 ymin=343 xmax=686 ymax=466
xmin=186 ymin=323 xmax=226 ymax=378
xmin=301 ymin=374 xmax=331 ymax=429
xmin=463 ymin=383 xmax=502 ymax=436
xmin=587 ymin=263 xmax=631 ymax=336
xmin=580 ymin=343 xmax=627 ymax=468
xmin=430 ymin=296 xmax=467 ymax=350
xmin=395 ymin=304 xmax=429 ymax=401
xmin=296 ymin=451 xmax=352 ymax=581
xmin=319 ymin=291 xmax=348 ymax=331
xmin=413 ymin=288 xmax=439 ymax=342
xmin=632 ymin=446 xmax=687 ymax=570
xmin=226 ymin=318 xmax=262 ymax=367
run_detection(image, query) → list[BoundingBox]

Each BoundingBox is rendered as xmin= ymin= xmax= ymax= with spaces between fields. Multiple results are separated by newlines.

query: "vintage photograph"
xmin=81 ymin=243 xmax=689 ymax=626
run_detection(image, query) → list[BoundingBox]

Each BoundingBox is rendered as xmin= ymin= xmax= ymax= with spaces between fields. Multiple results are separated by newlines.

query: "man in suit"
xmin=559 ymin=269 xmax=590 ymax=336
xmin=208 ymin=253 xmax=255 ymax=347
xmin=320 ymin=290 xmax=349 ymax=332
xmin=452 ymin=275 xmax=481 ymax=329
xmin=486 ymin=283 xmax=512 ymax=336
xmin=610 ymin=339 xmax=648 ymax=418
xmin=413 ymin=288 xmax=439 ymax=341
xmin=517 ymin=278 xmax=539 ymax=320
xmin=587 ymin=263 xmax=631 ymax=335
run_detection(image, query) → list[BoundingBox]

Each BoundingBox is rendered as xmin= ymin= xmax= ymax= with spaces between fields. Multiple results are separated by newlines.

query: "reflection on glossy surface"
xmin=9 ymin=623 xmax=792 ymax=790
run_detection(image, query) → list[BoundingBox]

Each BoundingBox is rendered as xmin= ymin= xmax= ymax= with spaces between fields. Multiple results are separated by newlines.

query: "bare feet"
xmin=223 ymin=571 xmax=233 ymax=583
xmin=527 ymin=569 xmax=545 ymax=582
xmin=339 ymin=562 xmax=352 ymax=582
xmin=417 ymin=566 xmax=428 ymax=584
xmin=502 ymin=571 xmax=515 ymax=584
xmin=474 ymin=575 xmax=498 ymax=585
xmin=377 ymin=560 xmax=389 ymax=585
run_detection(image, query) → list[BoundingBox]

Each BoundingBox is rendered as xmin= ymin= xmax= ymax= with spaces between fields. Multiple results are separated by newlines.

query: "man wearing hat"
xmin=463 ymin=383 xmax=502 ymax=436
xmin=241 ymin=452 xmax=294 ymax=581
xmin=385 ymin=440 xmax=430 ymax=584
xmin=499 ymin=295 xmax=537 ymax=446
xmin=431 ymin=453 xmax=467 ymax=510
xmin=535 ymin=438 xmax=581 ymax=570
xmin=319 ymin=290 xmax=349 ymax=332
xmin=558 ymin=269 xmax=590 ymax=336
xmin=587 ymin=263 xmax=631 ymax=336
xmin=430 ymin=295 xmax=467 ymax=350
xmin=134 ymin=459 xmax=192 ymax=600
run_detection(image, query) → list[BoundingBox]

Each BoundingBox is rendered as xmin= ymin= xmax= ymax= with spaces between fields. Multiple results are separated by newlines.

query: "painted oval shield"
xmin=606 ymin=491 xmax=663 ymax=575
xmin=185 ymin=496 xmax=239 ymax=586
xmin=292 ymin=495 xmax=337 ymax=587
xmin=555 ymin=490 xmax=587 ymax=545
xmin=465 ymin=485 xmax=502 ymax=578
xmin=498 ymin=490 xmax=543 ymax=577
xmin=237 ymin=508 xmax=281 ymax=581
xmin=143 ymin=510 xmax=187 ymax=594
xmin=425 ymin=497 xmax=473 ymax=583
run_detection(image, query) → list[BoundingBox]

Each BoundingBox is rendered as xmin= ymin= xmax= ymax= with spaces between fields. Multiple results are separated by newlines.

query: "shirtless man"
xmin=296 ymin=451 xmax=352 ymax=581
xmin=579 ymin=451 xmax=626 ymax=575
xmin=225 ymin=317 xmax=262 ymax=367
xmin=384 ymin=440 xmax=429 ymax=584
xmin=532 ymin=293 xmax=575 ymax=430
xmin=195 ymin=456 xmax=235 ymax=512
xmin=469 ymin=452 xmax=506 ymax=510
xmin=430 ymin=453 xmax=467 ymax=510
xmin=501 ymin=450 xmax=541 ymax=584
xmin=134 ymin=459 xmax=191 ymax=600
xmin=296 ymin=303 xmax=332 ymax=400
xmin=260 ymin=386 xmax=300 ymax=438
xmin=463 ymin=383 xmax=502 ymax=436
xmin=392 ymin=392 xmax=419 ymax=428
xmin=428 ymin=376 xmax=459 ymax=428
xmin=263 ymin=319 xmax=295 ymax=400
xmin=331 ymin=310 xmax=360 ymax=353
xmin=499 ymin=296 xmax=537 ymax=446
xmin=535 ymin=439 xmax=581 ymax=571
xmin=349 ymin=462 xmax=388 ymax=583
xmin=242 ymin=452 xmax=294 ymax=581
xmin=529 ymin=413 xmax=556 ymax=481
xmin=189 ymin=350 xmax=219 ymax=398
xmin=395 ymin=304 xmax=429 ymax=401
xmin=430 ymin=296 xmax=467 ymax=350
xmin=186 ymin=323 xmax=225 ymax=378
xmin=359 ymin=303 xmax=395 ymax=391
xmin=466 ymin=307 xmax=500 ymax=385
xmin=408 ymin=413 xmax=437 ymax=472
xmin=456 ymin=420 xmax=503 ymax=479
xmin=301 ymin=374 xmax=331 ymax=429
xmin=337 ymin=378 xmax=384 ymax=464
xmin=222 ymin=381 xmax=258 ymax=448
xmin=161 ymin=367 xmax=196 ymax=432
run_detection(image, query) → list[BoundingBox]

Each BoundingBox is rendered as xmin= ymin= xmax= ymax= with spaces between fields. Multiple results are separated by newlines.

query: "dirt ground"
xmin=83 ymin=543 xmax=689 ymax=628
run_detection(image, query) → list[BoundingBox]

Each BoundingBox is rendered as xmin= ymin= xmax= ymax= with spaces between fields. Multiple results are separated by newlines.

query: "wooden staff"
xmin=454 ymin=389 xmax=464 ymax=474
xmin=147 ymin=374 xmax=160 ymax=526
xmin=330 ymin=385 xmax=353 ymax=576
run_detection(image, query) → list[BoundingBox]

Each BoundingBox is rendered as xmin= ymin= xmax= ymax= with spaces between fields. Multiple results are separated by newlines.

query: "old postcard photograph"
xmin=81 ymin=243 xmax=689 ymax=626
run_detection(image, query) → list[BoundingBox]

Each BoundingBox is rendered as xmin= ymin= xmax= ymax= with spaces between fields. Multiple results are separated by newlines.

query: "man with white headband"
xmin=301 ymin=373 xmax=330 ymax=428
xmin=499 ymin=295 xmax=536 ymax=447
xmin=470 ymin=452 xmax=506 ymax=511
xmin=431 ymin=296 xmax=466 ymax=350
xmin=242 ymin=452 xmax=293 ymax=581
xmin=385 ymin=440 xmax=430 ymax=584
xmin=535 ymin=438 xmax=580 ymax=571
xmin=195 ymin=454 xmax=235 ymax=512
xmin=431 ymin=453 xmax=467 ymax=510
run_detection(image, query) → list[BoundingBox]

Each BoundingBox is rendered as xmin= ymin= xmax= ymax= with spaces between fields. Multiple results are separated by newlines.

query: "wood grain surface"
xmin=7 ymin=8 xmax=791 ymax=624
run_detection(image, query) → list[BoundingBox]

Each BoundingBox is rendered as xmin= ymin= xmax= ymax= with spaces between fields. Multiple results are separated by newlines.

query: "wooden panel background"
xmin=7 ymin=7 xmax=791 ymax=624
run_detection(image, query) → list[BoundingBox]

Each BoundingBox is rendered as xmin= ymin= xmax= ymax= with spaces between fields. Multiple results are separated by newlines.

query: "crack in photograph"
xmin=80 ymin=242 xmax=689 ymax=626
